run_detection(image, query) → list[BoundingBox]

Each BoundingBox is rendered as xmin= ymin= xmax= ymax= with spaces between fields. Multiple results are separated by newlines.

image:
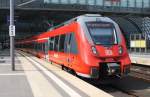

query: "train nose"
xmin=106 ymin=63 xmax=120 ymax=75
xmin=99 ymin=62 xmax=121 ymax=78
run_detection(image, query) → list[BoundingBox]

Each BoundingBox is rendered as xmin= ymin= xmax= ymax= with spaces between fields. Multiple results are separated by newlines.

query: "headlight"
xmin=119 ymin=46 xmax=123 ymax=54
xmin=91 ymin=46 xmax=98 ymax=55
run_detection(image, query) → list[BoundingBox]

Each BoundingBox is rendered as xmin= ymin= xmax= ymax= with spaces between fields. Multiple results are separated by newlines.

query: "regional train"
xmin=16 ymin=14 xmax=131 ymax=79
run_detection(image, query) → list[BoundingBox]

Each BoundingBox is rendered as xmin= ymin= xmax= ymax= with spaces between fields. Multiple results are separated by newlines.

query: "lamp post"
xmin=10 ymin=0 xmax=15 ymax=71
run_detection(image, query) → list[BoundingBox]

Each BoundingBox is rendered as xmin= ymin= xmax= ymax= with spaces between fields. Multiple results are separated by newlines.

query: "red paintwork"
xmin=17 ymin=21 xmax=131 ymax=78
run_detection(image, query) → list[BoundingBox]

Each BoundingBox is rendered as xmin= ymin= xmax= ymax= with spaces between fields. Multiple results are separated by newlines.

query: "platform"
xmin=130 ymin=53 xmax=150 ymax=66
xmin=0 ymin=49 xmax=112 ymax=97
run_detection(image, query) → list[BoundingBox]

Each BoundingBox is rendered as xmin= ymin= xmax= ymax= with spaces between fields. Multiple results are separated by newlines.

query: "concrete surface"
xmin=19 ymin=51 xmax=113 ymax=97
xmin=0 ymin=50 xmax=34 ymax=97
xmin=0 ymin=49 xmax=113 ymax=97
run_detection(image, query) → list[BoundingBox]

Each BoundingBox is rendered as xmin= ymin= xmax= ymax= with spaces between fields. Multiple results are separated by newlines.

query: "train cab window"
xmin=86 ymin=22 xmax=117 ymax=45
xmin=70 ymin=33 xmax=78 ymax=54
xmin=49 ymin=37 xmax=54 ymax=50
xmin=59 ymin=34 xmax=66 ymax=52
xmin=54 ymin=36 xmax=59 ymax=51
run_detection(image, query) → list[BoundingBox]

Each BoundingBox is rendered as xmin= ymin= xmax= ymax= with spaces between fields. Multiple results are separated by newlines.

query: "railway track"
xmin=82 ymin=79 xmax=139 ymax=97
xmin=109 ymin=84 xmax=139 ymax=97
xmin=130 ymin=64 xmax=150 ymax=82
xmin=76 ymin=64 xmax=150 ymax=97
xmin=21 ymin=52 xmax=150 ymax=97
xmin=57 ymin=61 xmax=150 ymax=97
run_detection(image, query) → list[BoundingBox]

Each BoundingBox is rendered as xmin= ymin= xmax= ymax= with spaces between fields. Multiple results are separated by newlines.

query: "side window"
xmin=38 ymin=43 xmax=40 ymax=51
xmin=59 ymin=34 xmax=66 ymax=52
xmin=49 ymin=37 xmax=54 ymax=50
xmin=42 ymin=43 xmax=45 ymax=52
xmin=41 ymin=43 xmax=43 ymax=51
xmin=33 ymin=42 xmax=35 ymax=49
xmin=70 ymin=33 xmax=78 ymax=54
xmin=35 ymin=42 xmax=38 ymax=51
xmin=54 ymin=36 xmax=59 ymax=51
xmin=39 ymin=43 xmax=41 ymax=51
xmin=36 ymin=43 xmax=38 ymax=50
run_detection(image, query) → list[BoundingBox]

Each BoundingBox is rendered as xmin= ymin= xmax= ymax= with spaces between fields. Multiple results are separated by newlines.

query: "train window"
xmin=33 ymin=43 xmax=35 ymax=49
xmin=40 ymin=43 xmax=42 ymax=51
xmin=38 ymin=43 xmax=39 ymax=50
xmin=49 ymin=37 xmax=54 ymax=50
xmin=38 ymin=43 xmax=40 ymax=51
xmin=54 ymin=36 xmax=59 ymax=51
xmin=41 ymin=43 xmax=43 ymax=51
xmin=70 ymin=33 xmax=78 ymax=54
xmin=36 ymin=43 xmax=38 ymax=50
xmin=31 ymin=42 xmax=33 ymax=49
xmin=59 ymin=34 xmax=66 ymax=52
xmin=42 ymin=42 xmax=45 ymax=52
xmin=34 ymin=42 xmax=37 ymax=50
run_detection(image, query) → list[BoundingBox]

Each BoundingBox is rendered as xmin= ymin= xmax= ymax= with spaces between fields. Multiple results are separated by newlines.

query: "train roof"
xmin=47 ymin=14 xmax=103 ymax=31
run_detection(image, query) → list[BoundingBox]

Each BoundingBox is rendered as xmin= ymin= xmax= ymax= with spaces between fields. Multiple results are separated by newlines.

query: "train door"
xmin=69 ymin=33 xmax=78 ymax=69
xmin=53 ymin=36 xmax=59 ymax=62
xmin=57 ymin=34 xmax=66 ymax=64
xmin=45 ymin=39 xmax=49 ymax=60
xmin=49 ymin=37 xmax=55 ymax=62
xmin=64 ymin=33 xmax=71 ymax=67
xmin=65 ymin=33 xmax=78 ymax=68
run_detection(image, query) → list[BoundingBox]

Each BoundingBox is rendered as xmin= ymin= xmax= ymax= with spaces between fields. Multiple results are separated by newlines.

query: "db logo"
xmin=105 ymin=50 xmax=113 ymax=55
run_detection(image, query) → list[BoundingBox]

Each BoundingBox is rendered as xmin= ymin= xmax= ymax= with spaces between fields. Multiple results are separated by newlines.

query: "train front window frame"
xmin=86 ymin=22 xmax=118 ymax=45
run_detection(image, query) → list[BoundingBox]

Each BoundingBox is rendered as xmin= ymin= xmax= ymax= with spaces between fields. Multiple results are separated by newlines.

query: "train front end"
xmin=77 ymin=14 xmax=131 ymax=79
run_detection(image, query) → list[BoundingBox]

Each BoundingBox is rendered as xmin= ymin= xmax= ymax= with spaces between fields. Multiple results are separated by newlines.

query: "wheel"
xmin=50 ymin=61 xmax=52 ymax=64
xmin=61 ymin=65 xmax=64 ymax=70
xmin=63 ymin=66 xmax=68 ymax=72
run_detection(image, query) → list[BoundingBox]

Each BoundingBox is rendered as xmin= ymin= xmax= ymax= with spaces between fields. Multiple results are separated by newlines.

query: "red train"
xmin=16 ymin=14 xmax=131 ymax=79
